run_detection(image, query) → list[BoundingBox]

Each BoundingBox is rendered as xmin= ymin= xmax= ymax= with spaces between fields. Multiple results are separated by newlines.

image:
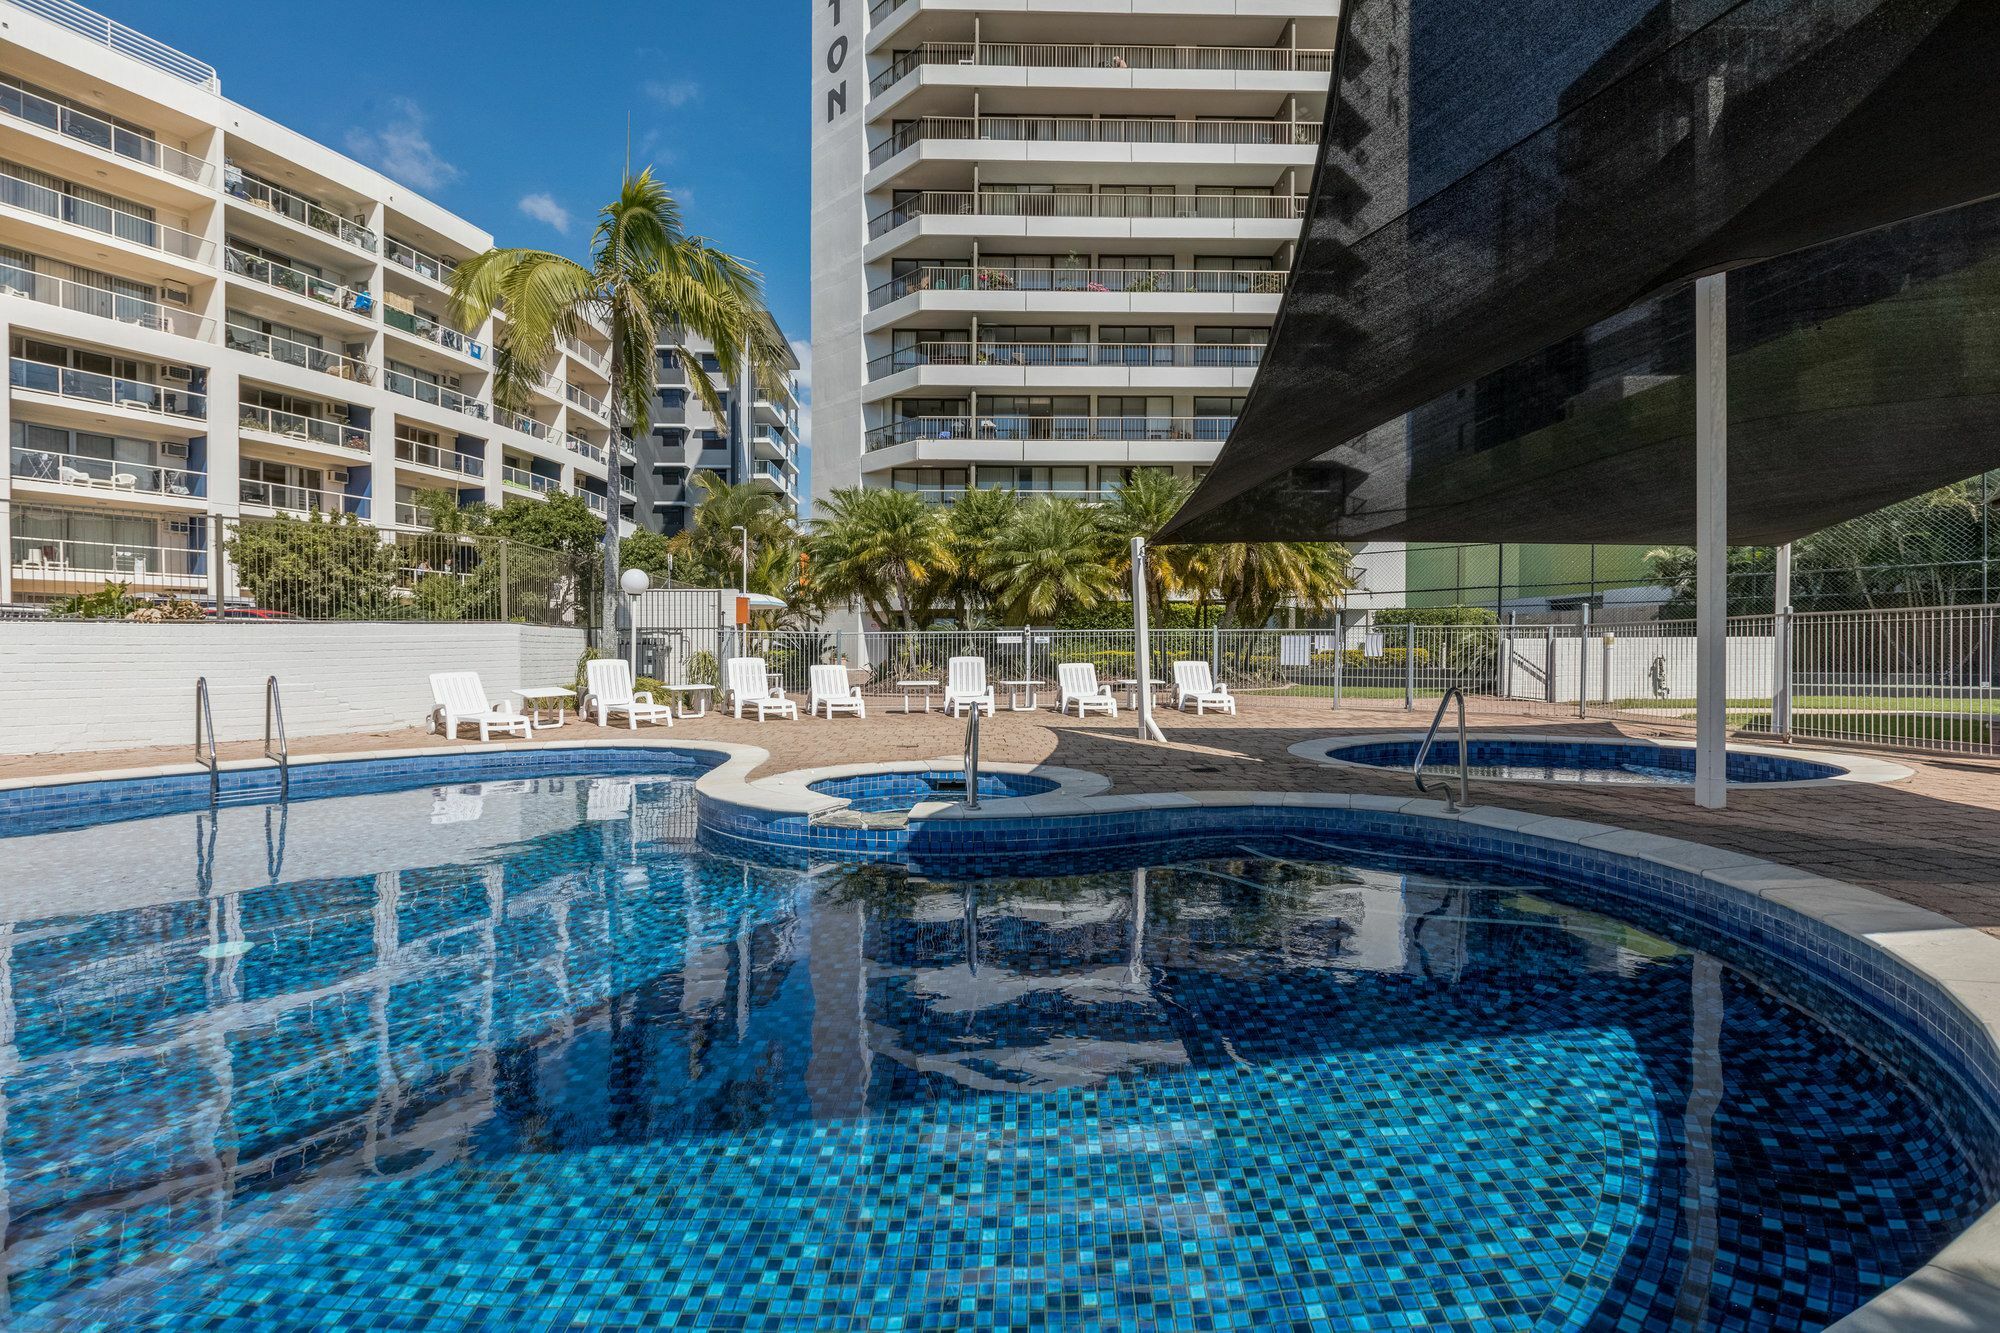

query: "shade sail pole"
xmin=1694 ymin=274 xmax=1729 ymax=810
xmin=1132 ymin=538 xmax=1166 ymax=743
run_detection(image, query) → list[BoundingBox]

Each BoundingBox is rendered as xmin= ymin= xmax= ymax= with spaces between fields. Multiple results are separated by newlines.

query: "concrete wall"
xmin=0 ymin=623 xmax=587 ymax=755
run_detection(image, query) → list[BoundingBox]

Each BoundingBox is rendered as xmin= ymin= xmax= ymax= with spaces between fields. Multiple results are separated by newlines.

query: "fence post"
xmin=1773 ymin=542 xmax=1793 ymax=741
xmin=497 ymin=539 xmax=510 ymax=623
xmin=1210 ymin=623 xmax=1221 ymax=679
xmin=1403 ymin=622 xmax=1416 ymax=710
xmin=1578 ymin=603 xmax=1591 ymax=719
xmin=1332 ymin=610 xmax=1344 ymax=710
xmin=210 ymin=516 xmax=229 ymax=611
xmin=1501 ymin=612 xmax=1516 ymax=700
xmin=1545 ymin=624 xmax=1556 ymax=704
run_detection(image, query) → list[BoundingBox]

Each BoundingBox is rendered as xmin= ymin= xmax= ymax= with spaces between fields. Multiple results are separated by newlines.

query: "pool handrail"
xmin=963 ymin=705 xmax=981 ymax=811
xmin=194 ymin=675 xmax=218 ymax=804
xmin=1414 ymin=687 xmax=1469 ymax=813
xmin=264 ymin=675 xmax=290 ymax=798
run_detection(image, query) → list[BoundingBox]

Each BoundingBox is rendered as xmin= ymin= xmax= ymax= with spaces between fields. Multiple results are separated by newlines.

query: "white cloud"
xmin=345 ymin=98 xmax=458 ymax=191
xmin=643 ymin=79 xmax=701 ymax=109
xmin=517 ymin=192 xmax=571 ymax=234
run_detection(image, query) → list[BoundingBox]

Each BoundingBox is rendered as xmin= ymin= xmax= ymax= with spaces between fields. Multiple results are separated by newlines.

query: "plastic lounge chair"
xmin=1057 ymin=662 xmax=1118 ymax=718
xmin=1172 ymin=660 xmax=1237 ymax=715
xmin=808 ymin=663 xmax=866 ymax=719
xmin=727 ymin=656 xmax=799 ymax=721
xmin=944 ymin=656 xmax=995 ymax=717
xmin=430 ymin=671 xmax=531 ymax=742
xmin=585 ymin=658 xmax=674 ymax=730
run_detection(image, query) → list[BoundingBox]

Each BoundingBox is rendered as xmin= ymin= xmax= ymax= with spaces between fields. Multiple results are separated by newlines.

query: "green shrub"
xmin=51 ymin=582 xmax=139 ymax=620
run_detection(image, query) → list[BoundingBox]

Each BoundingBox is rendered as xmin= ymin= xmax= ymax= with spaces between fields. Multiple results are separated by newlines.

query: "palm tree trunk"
xmin=602 ymin=337 xmax=625 ymax=640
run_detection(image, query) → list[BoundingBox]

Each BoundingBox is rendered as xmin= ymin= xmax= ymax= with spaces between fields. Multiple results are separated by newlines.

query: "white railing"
xmin=3 ymin=267 xmax=212 ymax=339
xmin=392 ymin=501 xmax=435 ymax=530
xmin=870 ymin=264 xmax=1287 ymax=307
xmin=239 ymin=477 xmax=369 ymax=519
xmin=565 ymin=432 xmax=606 ymax=464
xmin=226 ymin=174 xmax=377 ymax=252
xmin=12 ymin=445 xmax=203 ymax=498
xmin=565 ymin=381 xmax=608 ymax=419
xmin=0 ymin=75 xmax=212 ymax=184
xmin=225 ymin=247 xmax=372 ymax=316
xmin=617 ymin=437 xmax=636 ymax=463
xmin=873 ymin=42 xmax=1335 ymax=93
xmin=11 ymin=531 xmax=206 ymax=581
xmin=383 ymin=236 xmax=459 ymax=285
xmin=866 ymin=413 xmax=1237 ymax=450
xmin=501 ymin=464 xmax=558 ymax=494
xmin=384 ymin=369 xmax=487 ymax=420
xmin=394 ymin=436 xmax=483 ymax=477
xmin=871 ymin=115 xmax=1319 ymax=165
xmin=869 ymin=190 xmax=1308 ymax=237
xmin=383 ymin=305 xmax=479 ymax=358
xmin=10 ymin=356 xmax=206 ymax=419
xmin=870 ymin=340 xmax=1265 ymax=378
xmin=225 ymin=322 xmax=373 ymax=383
xmin=575 ymin=487 xmax=607 ymax=514
xmin=0 ymin=166 xmax=211 ymax=262
xmin=561 ymin=336 xmax=609 ymax=375
xmin=236 ymin=403 xmax=370 ymax=453
xmin=496 ymin=408 xmax=552 ymax=441
xmin=6 ymin=0 xmax=218 ymax=89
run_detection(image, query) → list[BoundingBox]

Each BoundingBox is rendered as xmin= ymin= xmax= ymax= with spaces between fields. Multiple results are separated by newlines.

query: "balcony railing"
xmin=870 ymin=115 xmax=1319 ymax=167
xmin=496 ymin=408 xmax=552 ymax=441
xmin=872 ymin=42 xmax=1336 ymax=94
xmin=868 ymin=190 xmax=1308 ymax=238
xmin=394 ymin=436 xmax=483 ymax=477
xmin=385 ymin=369 xmax=487 ymax=420
xmin=11 ymin=356 xmax=206 ymax=419
xmin=616 ymin=474 xmax=635 ymax=498
xmin=561 ymin=336 xmax=609 ymax=376
xmin=869 ymin=341 xmax=1266 ymax=378
xmin=383 ymin=236 xmax=459 ymax=286
xmin=384 ymin=305 xmax=481 ymax=359
xmin=501 ymin=464 xmax=559 ymax=494
xmin=12 ymin=445 xmax=204 ymax=497
xmin=392 ymin=501 xmax=434 ymax=530
xmin=8 ymin=0 xmax=219 ymax=89
xmin=0 ymin=75 xmax=211 ymax=185
xmin=900 ymin=485 xmax=1123 ymax=506
xmin=0 ymin=166 xmax=211 ymax=262
xmin=11 ymin=531 xmax=205 ymax=581
xmin=225 ymin=175 xmax=377 ymax=252
xmin=575 ymin=487 xmax=607 ymax=514
xmin=870 ymin=264 xmax=1287 ymax=308
xmin=616 ymin=437 xmax=637 ymax=464
xmin=239 ymin=477 xmax=369 ymax=519
xmin=867 ymin=0 xmax=910 ymax=22
xmin=4 ymin=267 xmax=213 ymax=339
xmin=565 ymin=432 xmax=606 ymax=464
xmin=236 ymin=402 xmax=369 ymax=454
xmin=866 ymin=413 xmax=1237 ymax=451
xmin=225 ymin=323 xmax=373 ymax=383
xmin=565 ymin=381 xmax=608 ymax=419
xmin=225 ymin=247 xmax=372 ymax=315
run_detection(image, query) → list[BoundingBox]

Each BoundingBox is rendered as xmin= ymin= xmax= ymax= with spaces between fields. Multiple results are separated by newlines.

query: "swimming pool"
xmin=2 ymin=761 xmax=1992 ymax=1329
xmin=1298 ymin=734 xmax=1904 ymax=786
xmin=808 ymin=768 xmax=1058 ymax=812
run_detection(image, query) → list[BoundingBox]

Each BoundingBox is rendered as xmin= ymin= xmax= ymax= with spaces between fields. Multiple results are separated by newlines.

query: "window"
xmin=977 ymin=466 xmax=1088 ymax=494
xmin=890 ymin=467 xmax=967 ymax=501
xmin=395 ymin=422 xmax=439 ymax=449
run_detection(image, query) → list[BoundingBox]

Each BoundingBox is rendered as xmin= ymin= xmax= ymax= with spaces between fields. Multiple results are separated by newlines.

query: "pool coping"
xmin=1287 ymin=731 xmax=1916 ymax=788
xmin=1 ymin=739 xmax=1995 ymax=1326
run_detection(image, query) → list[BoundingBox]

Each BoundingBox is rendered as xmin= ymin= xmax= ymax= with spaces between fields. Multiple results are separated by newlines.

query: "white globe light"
xmin=620 ymin=568 xmax=652 ymax=597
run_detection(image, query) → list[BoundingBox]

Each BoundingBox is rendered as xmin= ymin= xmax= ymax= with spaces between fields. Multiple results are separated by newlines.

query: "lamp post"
xmin=730 ymin=524 xmax=749 ymax=593
xmin=620 ymin=567 xmax=651 ymax=681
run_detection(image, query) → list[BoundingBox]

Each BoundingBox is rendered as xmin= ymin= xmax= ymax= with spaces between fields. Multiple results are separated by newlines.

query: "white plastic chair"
xmin=944 ymin=656 xmax=995 ymax=717
xmin=585 ymin=658 xmax=674 ymax=730
xmin=808 ymin=663 xmax=866 ymax=719
xmin=1057 ymin=662 xmax=1118 ymax=717
xmin=1172 ymin=660 xmax=1237 ymax=715
xmin=727 ymin=656 xmax=799 ymax=720
xmin=429 ymin=671 xmax=530 ymax=742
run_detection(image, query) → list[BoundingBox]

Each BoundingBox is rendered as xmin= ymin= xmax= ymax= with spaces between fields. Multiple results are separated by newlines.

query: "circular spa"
xmin=0 ymin=749 xmax=1990 ymax=1330
xmin=1298 ymin=733 xmax=1910 ymax=786
xmin=807 ymin=768 xmax=1058 ymax=812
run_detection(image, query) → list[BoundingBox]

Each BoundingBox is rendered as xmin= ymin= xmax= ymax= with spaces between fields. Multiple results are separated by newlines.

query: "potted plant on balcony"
xmin=977 ymin=267 xmax=1013 ymax=290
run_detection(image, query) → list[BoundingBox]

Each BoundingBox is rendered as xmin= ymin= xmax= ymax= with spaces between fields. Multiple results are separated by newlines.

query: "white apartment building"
xmin=810 ymin=0 xmax=1335 ymax=509
xmin=0 ymin=2 xmax=627 ymax=607
xmin=637 ymin=331 xmax=803 ymax=535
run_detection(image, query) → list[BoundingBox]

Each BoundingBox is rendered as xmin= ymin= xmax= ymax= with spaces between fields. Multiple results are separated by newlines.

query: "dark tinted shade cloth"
xmin=1159 ymin=0 xmax=2000 ymax=546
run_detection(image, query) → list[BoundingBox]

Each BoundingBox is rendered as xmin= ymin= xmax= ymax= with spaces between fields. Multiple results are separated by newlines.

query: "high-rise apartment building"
xmin=635 ymin=332 xmax=803 ymax=535
xmin=0 ymin=2 xmax=628 ymax=606
xmin=810 ymin=0 xmax=1335 ymax=511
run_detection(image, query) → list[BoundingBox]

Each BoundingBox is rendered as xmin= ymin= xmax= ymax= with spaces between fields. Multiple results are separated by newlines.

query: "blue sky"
xmin=100 ymin=0 xmax=814 ymax=463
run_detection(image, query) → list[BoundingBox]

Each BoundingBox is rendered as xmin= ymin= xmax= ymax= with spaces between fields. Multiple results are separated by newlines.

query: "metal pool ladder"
xmin=264 ymin=675 xmax=290 ymax=799
xmin=1413 ymin=687 xmax=1469 ymax=813
xmin=195 ymin=676 xmax=219 ymax=804
xmin=962 ymin=705 xmax=981 ymax=811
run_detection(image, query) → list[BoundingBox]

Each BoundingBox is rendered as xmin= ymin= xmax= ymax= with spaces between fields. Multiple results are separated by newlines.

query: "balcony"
xmin=496 ymin=408 xmax=553 ymax=442
xmin=0 ymin=166 xmax=212 ymax=264
xmin=561 ymin=336 xmax=609 ymax=377
xmin=869 ymin=264 xmax=1286 ymax=309
xmin=565 ymin=381 xmax=608 ymax=421
xmin=394 ymin=437 xmax=483 ymax=478
xmin=225 ymin=247 xmax=374 ymax=318
xmin=236 ymin=403 xmax=370 ymax=455
xmin=868 ymin=340 xmax=1265 ymax=379
xmin=11 ymin=524 xmax=207 ymax=594
xmin=575 ymin=487 xmax=608 ymax=515
xmin=751 ymin=426 xmax=793 ymax=461
xmin=225 ymin=323 xmax=373 ymax=384
xmin=0 ymin=76 xmax=212 ymax=186
xmin=869 ymin=115 xmax=1319 ymax=168
xmin=902 ymin=485 xmax=1121 ymax=506
xmin=384 ymin=237 xmax=459 ymax=288
xmin=385 ymin=369 xmax=487 ymax=421
xmin=11 ymin=357 xmax=206 ymax=420
xmin=224 ymin=174 xmax=377 ymax=253
xmin=239 ymin=477 xmax=369 ymax=519
xmin=4 ymin=267 xmax=212 ymax=340
xmin=872 ymin=42 xmax=1336 ymax=95
xmin=384 ymin=306 xmax=483 ymax=361
xmin=501 ymin=464 xmax=559 ymax=495
xmin=866 ymin=414 xmax=1236 ymax=451
xmin=616 ymin=437 xmax=637 ymax=464
xmin=12 ymin=444 xmax=204 ymax=498
xmin=565 ymin=432 xmax=606 ymax=465
xmin=13 ymin=0 xmax=219 ymax=88
xmin=392 ymin=500 xmax=435 ymax=530
xmin=750 ymin=460 xmax=789 ymax=493
xmin=867 ymin=190 xmax=1308 ymax=239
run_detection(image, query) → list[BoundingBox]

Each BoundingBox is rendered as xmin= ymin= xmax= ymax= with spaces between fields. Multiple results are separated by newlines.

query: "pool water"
xmin=809 ymin=768 xmax=1059 ymax=812
xmin=1 ymin=775 xmax=1990 ymax=1330
xmin=1332 ymin=738 xmax=1847 ymax=785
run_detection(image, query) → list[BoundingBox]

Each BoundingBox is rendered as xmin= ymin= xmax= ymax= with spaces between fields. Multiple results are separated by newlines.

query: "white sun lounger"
xmin=944 ymin=656 xmax=995 ymax=717
xmin=808 ymin=663 xmax=866 ymax=718
xmin=727 ymin=656 xmax=799 ymax=720
xmin=1172 ymin=660 xmax=1237 ymax=715
xmin=429 ymin=671 xmax=531 ymax=742
xmin=585 ymin=658 xmax=674 ymax=730
xmin=1057 ymin=662 xmax=1118 ymax=717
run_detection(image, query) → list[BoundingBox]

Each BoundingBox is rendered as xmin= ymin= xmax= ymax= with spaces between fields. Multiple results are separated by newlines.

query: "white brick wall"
xmin=0 ymin=623 xmax=589 ymax=755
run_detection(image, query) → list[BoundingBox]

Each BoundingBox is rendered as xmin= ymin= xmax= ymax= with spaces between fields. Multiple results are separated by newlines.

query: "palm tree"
xmin=807 ymin=488 xmax=955 ymax=630
xmin=668 ymin=472 xmax=794 ymax=590
xmin=449 ymin=170 xmax=786 ymax=629
xmin=1104 ymin=470 xmax=1195 ymax=618
xmin=1200 ymin=540 xmax=1356 ymax=627
xmin=988 ymin=498 xmax=1120 ymax=623
xmin=941 ymin=486 xmax=1020 ymax=625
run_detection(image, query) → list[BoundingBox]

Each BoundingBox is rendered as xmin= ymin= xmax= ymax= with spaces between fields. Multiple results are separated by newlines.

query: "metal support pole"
xmin=1578 ymin=602 xmax=1591 ymax=719
xmin=1773 ymin=542 xmax=1793 ymax=740
xmin=1332 ymin=609 xmax=1345 ymax=709
xmin=1404 ymin=622 xmax=1416 ymax=710
xmin=1131 ymin=538 xmax=1166 ymax=742
xmin=1694 ymin=272 xmax=1729 ymax=810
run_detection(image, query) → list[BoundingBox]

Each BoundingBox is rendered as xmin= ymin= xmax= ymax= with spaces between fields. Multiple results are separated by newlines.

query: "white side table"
xmin=897 ymin=679 xmax=939 ymax=713
xmin=1001 ymin=679 xmax=1045 ymax=712
xmin=1113 ymin=678 xmax=1164 ymax=709
xmin=515 ymin=687 xmax=575 ymax=730
xmin=668 ymin=683 xmax=715 ymax=718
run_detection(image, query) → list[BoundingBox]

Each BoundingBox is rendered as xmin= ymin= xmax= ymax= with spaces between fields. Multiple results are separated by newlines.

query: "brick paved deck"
xmin=7 ymin=694 xmax=2000 ymax=934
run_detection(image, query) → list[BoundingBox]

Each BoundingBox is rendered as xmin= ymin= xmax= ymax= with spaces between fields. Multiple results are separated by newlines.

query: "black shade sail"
xmin=1158 ymin=0 xmax=2000 ymax=547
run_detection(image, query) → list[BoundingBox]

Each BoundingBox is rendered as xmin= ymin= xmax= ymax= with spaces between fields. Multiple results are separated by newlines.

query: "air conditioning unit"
xmin=159 ymin=441 xmax=189 ymax=459
xmin=161 ymin=285 xmax=192 ymax=307
xmin=329 ymin=469 xmax=349 ymax=484
xmin=161 ymin=364 xmax=194 ymax=382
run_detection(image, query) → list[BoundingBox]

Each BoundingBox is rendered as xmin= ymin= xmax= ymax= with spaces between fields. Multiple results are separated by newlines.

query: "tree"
xmin=940 ymin=486 xmax=1020 ymax=625
xmin=807 ymin=488 xmax=955 ymax=630
xmin=225 ymin=512 xmax=404 ymax=618
xmin=666 ymin=472 xmax=795 ymax=591
xmin=988 ymin=498 xmax=1120 ymax=623
xmin=450 ymin=170 xmax=786 ymax=629
xmin=1196 ymin=540 xmax=1355 ymax=627
xmin=1103 ymin=470 xmax=1195 ymax=617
